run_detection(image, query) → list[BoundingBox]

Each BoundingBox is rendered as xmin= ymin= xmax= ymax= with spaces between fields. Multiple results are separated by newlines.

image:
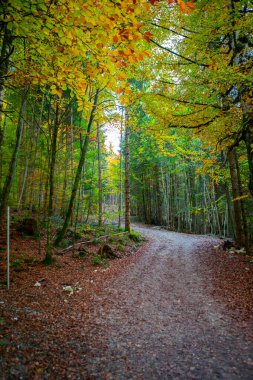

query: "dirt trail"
xmin=83 ymin=226 xmax=253 ymax=379
xmin=1 ymin=225 xmax=253 ymax=379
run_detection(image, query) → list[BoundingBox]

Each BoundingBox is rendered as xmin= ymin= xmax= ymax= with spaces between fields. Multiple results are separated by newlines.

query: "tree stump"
xmin=97 ymin=244 xmax=119 ymax=259
xmin=17 ymin=218 xmax=38 ymax=236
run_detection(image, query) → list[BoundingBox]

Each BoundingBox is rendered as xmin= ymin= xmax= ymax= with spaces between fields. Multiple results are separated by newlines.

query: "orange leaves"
xmin=124 ymin=48 xmax=135 ymax=56
xmin=113 ymin=46 xmax=150 ymax=70
xmin=167 ymin=0 xmax=195 ymax=11
xmin=113 ymin=35 xmax=120 ymax=44
xmin=143 ymin=31 xmax=153 ymax=42
xmin=148 ymin=0 xmax=195 ymax=12
xmin=116 ymin=73 xmax=127 ymax=81
xmin=10 ymin=0 xmax=195 ymax=110
xmin=138 ymin=51 xmax=150 ymax=60
xmin=119 ymin=27 xmax=130 ymax=41
xmin=179 ymin=1 xmax=187 ymax=12
xmin=126 ymin=6 xmax=135 ymax=13
xmin=142 ymin=3 xmax=149 ymax=11
xmin=186 ymin=1 xmax=195 ymax=10
xmin=117 ymin=87 xmax=131 ymax=95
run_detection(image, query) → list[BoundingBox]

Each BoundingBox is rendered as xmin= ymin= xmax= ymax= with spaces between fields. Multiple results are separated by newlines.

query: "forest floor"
xmin=0 ymin=224 xmax=253 ymax=379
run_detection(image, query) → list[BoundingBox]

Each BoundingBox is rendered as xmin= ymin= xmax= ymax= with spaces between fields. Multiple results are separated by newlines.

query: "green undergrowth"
xmin=91 ymin=254 xmax=108 ymax=266
xmin=71 ymin=224 xmax=142 ymax=243
xmin=129 ymin=230 xmax=142 ymax=242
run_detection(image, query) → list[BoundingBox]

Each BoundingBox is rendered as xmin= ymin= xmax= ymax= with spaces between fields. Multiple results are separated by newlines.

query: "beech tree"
xmin=132 ymin=0 xmax=253 ymax=246
xmin=0 ymin=0 xmax=252 ymax=255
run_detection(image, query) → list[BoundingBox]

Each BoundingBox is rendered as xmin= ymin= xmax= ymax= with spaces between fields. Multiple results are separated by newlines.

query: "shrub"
xmin=129 ymin=230 xmax=142 ymax=242
xmin=92 ymin=254 xmax=106 ymax=266
xmin=58 ymin=239 xmax=71 ymax=249
xmin=79 ymin=251 xmax=88 ymax=258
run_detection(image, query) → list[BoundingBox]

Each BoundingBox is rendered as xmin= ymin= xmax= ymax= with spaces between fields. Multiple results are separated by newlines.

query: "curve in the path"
xmin=83 ymin=226 xmax=253 ymax=380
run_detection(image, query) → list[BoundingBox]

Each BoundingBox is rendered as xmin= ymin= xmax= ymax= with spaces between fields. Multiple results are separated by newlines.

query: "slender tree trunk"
xmin=18 ymin=155 xmax=29 ymax=209
xmin=0 ymin=112 xmax=7 ymax=187
xmin=224 ymin=179 xmax=235 ymax=237
xmin=188 ymin=168 xmax=196 ymax=233
xmin=234 ymin=148 xmax=249 ymax=251
xmin=54 ymin=89 xmax=99 ymax=246
xmin=28 ymin=92 xmax=44 ymax=210
xmin=124 ymin=108 xmax=131 ymax=232
xmin=84 ymin=157 xmax=95 ymax=224
xmin=228 ymin=149 xmax=246 ymax=246
xmin=70 ymin=107 xmax=75 ymax=226
xmin=242 ymin=114 xmax=253 ymax=197
xmin=118 ymin=106 xmax=124 ymax=228
xmin=61 ymin=124 xmax=68 ymax=214
xmin=170 ymin=172 xmax=175 ymax=230
xmin=0 ymin=22 xmax=13 ymax=153
xmin=165 ymin=172 xmax=170 ymax=228
xmin=45 ymin=102 xmax=59 ymax=264
xmin=97 ymin=123 xmax=102 ymax=226
xmin=156 ymin=163 xmax=163 ymax=225
xmin=142 ymin=176 xmax=148 ymax=223
xmin=0 ymin=87 xmax=28 ymax=222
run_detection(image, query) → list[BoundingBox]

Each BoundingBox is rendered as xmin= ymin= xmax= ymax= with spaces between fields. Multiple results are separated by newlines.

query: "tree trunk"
xmin=18 ymin=155 xmax=29 ymax=209
xmin=188 ymin=168 xmax=196 ymax=233
xmin=155 ymin=163 xmax=163 ymax=225
xmin=242 ymin=114 xmax=253 ymax=197
xmin=228 ymin=149 xmax=247 ymax=247
xmin=0 ymin=87 xmax=28 ymax=222
xmin=124 ymin=108 xmax=131 ymax=232
xmin=118 ymin=106 xmax=124 ymax=228
xmin=97 ymin=123 xmax=102 ymax=226
xmin=44 ymin=102 xmax=59 ymax=264
xmin=0 ymin=21 xmax=13 ymax=152
xmin=54 ymin=89 xmax=99 ymax=246
xmin=28 ymin=92 xmax=45 ymax=210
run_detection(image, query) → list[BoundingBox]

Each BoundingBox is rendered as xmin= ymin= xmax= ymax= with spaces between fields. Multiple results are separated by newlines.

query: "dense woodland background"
xmin=0 ymin=0 xmax=252 ymax=262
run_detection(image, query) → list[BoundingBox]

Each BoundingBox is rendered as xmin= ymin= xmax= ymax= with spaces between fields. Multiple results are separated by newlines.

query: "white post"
xmin=7 ymin=206 xmax=10 ymax=290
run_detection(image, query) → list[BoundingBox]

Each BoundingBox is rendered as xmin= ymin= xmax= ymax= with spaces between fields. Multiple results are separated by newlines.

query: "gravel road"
xmin=83 ymin=225 xmax=253 ymax=380
xmin=1 ymin=225 xmax=253 ymax=379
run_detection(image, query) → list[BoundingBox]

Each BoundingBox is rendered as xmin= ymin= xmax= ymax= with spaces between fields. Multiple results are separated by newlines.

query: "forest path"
xmin=1 ymin=225 xmax=253 ymax=379
xmin=83 ymin=225 xmax=253 ymax=379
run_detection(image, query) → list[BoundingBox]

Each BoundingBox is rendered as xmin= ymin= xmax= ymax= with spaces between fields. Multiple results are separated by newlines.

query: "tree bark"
xmin=124 ymin=108 xmax=131 ymax=232
xmin=242 ymin=113 xmax=253 ymax=197
xmin=118 ymin=106 xmax=124 ymax=228
xmin=45 ymin=102 xmax=59 ymax=264
xmin=0 ymin=21 xmax=14 ymax=152
xmin=97 ymin=123 xmax=102 ymax=226
xmin=0 ymin=87 xmax=28 ymax=222
xmin=228 ymin=149 xmax=247 ymax=247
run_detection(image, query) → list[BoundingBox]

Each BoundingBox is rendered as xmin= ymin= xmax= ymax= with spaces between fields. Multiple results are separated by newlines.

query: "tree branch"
xmin=150 ymin=39 xmax=209 ymax=67
xmin=150 ymin=23 xmax=190 ymax=39
xmin=153 ymin=92 xmax=221 ymax=109
xmin=178 ymin=116 xmax=218 ymax=129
